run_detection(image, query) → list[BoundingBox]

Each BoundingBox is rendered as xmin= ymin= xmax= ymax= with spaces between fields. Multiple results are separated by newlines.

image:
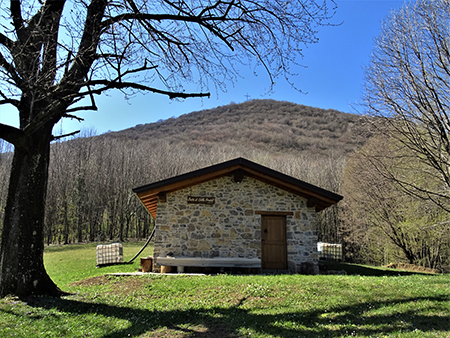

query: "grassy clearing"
xmin=0 ymin=242 xmax=449 ymax=338
xmin=43 ymin=241 xmax=153 ymax=287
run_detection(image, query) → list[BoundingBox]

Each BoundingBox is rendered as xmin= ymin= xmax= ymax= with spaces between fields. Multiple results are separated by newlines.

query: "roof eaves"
xmin=132 ymin=157 xmax=245 ymax=194
xmin=132 ymin=157 xmax=343 ymax=215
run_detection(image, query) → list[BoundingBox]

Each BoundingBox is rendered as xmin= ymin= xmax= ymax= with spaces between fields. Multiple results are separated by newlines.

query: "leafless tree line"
xmin=0 ymin=132 xmax=345 ymax=246
xmin=341 ymin=134 xmax=450 ymax=272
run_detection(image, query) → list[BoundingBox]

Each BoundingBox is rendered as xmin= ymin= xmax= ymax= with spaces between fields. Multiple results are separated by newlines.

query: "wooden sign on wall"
xmin=187 ymin=196 xmax=215 ymax=205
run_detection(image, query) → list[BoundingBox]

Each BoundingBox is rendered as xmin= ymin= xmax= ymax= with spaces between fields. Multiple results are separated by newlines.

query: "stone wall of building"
xmin=154 ymin=175 xmax=318 ymax=273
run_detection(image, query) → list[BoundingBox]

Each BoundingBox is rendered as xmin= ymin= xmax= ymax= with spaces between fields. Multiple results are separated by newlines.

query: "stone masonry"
xmin=153 ymin=175 xmax=319 ymax=273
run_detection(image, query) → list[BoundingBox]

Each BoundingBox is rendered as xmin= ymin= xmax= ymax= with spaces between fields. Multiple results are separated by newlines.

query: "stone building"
xmin=133 ymin=157 xmax=342 ymax=274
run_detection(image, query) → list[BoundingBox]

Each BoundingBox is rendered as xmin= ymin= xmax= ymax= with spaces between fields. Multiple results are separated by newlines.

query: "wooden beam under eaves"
xmin=233 ymin=169 xmax=245 ymax=183
xmin=158 ymin=192 xmax=166 ymax=202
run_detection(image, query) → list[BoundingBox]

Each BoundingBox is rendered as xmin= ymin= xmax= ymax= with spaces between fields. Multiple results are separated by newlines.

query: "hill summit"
xmin=104 ymin=99 xmax=372 ymax=156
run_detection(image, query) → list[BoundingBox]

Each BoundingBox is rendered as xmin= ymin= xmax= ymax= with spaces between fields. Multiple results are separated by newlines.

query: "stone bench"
xmin=154 ymin=256 xmax=261 ymax=273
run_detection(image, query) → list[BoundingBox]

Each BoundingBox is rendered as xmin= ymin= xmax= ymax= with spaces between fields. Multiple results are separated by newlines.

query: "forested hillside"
xmin=0 ymin=100 xmax=372 ymax=246
xmin=105 ymin=99 xmax=372 ymax=156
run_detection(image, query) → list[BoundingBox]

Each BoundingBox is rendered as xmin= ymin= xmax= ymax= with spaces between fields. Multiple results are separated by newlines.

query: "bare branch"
xmin=51 ymin=130 xmax=80 ymax=141
xmin=0 ymin=98 xmax=19 ymax=107
xmin=39 ymin=1 xmax=66 ymax=86
xmin=61 ymin=0 xmax=108 ymax=90
xmin=101 ymin=12 xmax=226 ymax=29
xmin=0 ymin=88 xmax=20 ymax=107
xmin=83 ymin=79 xmax=210 ymax=99
xmin=0 ymin=51 xmax=24 ymax=88
xmin=10 ymin=0 xmax=26 ymax=43
xmin=65 ymin=107 xmax=95 ymax=114
xmin=0 ymin=122 xmax=27 ymax=149
xmin=0 ymin=32 xmax=14 ymax=50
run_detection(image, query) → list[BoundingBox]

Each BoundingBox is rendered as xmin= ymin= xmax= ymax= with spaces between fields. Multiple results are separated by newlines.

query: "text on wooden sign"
xmin=187 ymin=196 xmax=215 ymax=205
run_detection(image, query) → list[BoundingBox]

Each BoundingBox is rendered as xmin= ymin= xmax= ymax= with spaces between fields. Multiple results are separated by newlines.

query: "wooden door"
xmin=261 ymin=215 xmax=287 ymax=270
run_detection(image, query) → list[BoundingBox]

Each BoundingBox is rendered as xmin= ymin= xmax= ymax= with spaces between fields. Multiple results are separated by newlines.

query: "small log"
xmin=140 ymin=257 xmax=153 ymax=273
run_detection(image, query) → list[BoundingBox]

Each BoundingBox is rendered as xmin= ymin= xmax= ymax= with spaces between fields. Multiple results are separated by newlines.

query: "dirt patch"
xmin=385 ymin=263 xmax=439 ymax=274
xmin=70 ymin=275 xmax=109 ymax=286
xmin=70 ymin=275 xmax=147 ymax=296
xmin=149 ymin=322 xmax=236 ymax=338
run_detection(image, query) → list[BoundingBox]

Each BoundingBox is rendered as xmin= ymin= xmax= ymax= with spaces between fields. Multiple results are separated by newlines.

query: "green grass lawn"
xmin=0 ymin=242 xmax=449 ymax=338
xmin=43 ymin=241 xmax=154 ymax=287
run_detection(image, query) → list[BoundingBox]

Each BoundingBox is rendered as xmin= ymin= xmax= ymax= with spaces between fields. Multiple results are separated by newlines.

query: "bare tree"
xmin=0 ymin=0 xmax=336 ymax=297
xmin=364 ymin=0 xmax=450 ymax=210
xmin=341 ymin=134 xmax=450 ymax=270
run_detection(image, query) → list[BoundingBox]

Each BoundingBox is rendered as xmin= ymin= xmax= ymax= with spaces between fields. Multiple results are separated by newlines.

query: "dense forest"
xmin=0 ymin=99 xmax=448 ymax=271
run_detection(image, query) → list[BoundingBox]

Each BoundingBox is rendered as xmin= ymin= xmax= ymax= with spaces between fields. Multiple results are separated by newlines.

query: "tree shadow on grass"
xmin=26 ymin=293 xmax=449 ymax=338
xmin=320 ymin=262 xmax=440 ymax=276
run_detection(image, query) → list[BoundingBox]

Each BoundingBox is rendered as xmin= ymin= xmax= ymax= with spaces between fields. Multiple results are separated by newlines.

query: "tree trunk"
xmin=0 ymin=131 xmax=64 ymax=298
xmin=63 ymin=199 xmax=70 ymax=245
xmin=77 ymin=213 xmax=83 ymax=243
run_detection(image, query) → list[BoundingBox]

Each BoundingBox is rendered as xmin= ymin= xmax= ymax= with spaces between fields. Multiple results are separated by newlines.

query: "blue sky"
xmin=0 ymin=0 xmax=408 ymax=135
